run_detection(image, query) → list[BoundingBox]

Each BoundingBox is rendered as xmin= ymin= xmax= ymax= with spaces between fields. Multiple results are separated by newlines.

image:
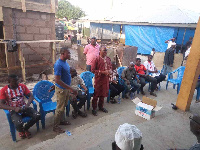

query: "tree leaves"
xmin=56 ymin=0 xmax=86 ymax=19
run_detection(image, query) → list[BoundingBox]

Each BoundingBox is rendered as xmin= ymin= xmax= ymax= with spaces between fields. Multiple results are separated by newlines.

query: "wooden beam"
xmin=0 ymin=0 xmax=53 ymax=13
xmin=18 ymin=44 xmax=26 ymax=82
xmin=50 ymin=42 xmax=56 ymax=74
xmin=4 ymin=43 xmax=9 ymax=75
xmin=176 ymin=17 xmax=200 ymax=111
xmin=0 ymin=40 xmax=65 ymax=44
xmin=21 ymin=0 xmax=26 ymax=12
xmin=51 ymin=0 xmax=55 ymax=13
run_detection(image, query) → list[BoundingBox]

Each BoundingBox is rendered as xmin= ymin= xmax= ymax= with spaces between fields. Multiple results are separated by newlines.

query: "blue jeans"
xmin=77 ymin=40 xmax=81 ymax=45
xmin=86 ymin=65 xmax=91 ymax=71
xmin=162 ymin=65 xmax=173 ymax=78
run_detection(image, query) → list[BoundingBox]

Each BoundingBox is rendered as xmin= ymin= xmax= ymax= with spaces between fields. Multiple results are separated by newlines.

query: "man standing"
xmin=83 ymin=37 xmax=100 ymax=71
xmin=162 ymin=43 xmax=176 ymax=77
xmin=76 ymin=31 xmax=82 ymax=45
xmin=91 ymin=45 xmax=111 ymax=116
xmin=0 ymin=74 xmax=40 ymax=139
xmin=144 ymin=55 xmax=166 ymax=86
xmin=135 ymin=58 xmax=157 ymax=97
xmin=121 ymin=62 xmax=141 ymax=98
xmin=165 ymin=38 xmax=176 ymax=49
xmin=54 ymin=47 xmax=77 ymax=133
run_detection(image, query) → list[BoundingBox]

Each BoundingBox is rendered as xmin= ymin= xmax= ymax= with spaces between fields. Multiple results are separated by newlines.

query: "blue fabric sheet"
xmin=125 ymin=25 xmax=175 ymax=54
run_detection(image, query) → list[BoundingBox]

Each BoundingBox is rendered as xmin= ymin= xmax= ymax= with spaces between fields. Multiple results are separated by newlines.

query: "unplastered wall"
xmin=3 ymin=7 xmax=56 ymax=76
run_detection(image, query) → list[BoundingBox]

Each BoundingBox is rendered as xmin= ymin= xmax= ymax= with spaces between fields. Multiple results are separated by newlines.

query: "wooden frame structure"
xmin=0 ymin=40 xmax=64 ymax=82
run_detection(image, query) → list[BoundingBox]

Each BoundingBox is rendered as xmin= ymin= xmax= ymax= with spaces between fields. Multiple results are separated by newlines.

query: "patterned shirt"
xmin=109 ymin=69 xmax=118 ymax=82
xmin=71 ymin=75 xmax=85 ymax=91
xmin=0 ymin=83 xmax=30 ymax=108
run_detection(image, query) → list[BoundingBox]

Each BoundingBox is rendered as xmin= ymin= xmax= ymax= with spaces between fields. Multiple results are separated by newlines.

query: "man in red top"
xmin=135 ymin=58 xmax=157 ymax=97
xmin=91 ymin=45 xmax=111 ymax=116
xmin=0 ymin=74 xmax=40 ymax=139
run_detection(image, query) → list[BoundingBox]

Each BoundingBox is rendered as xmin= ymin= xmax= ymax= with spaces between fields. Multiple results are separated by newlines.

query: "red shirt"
xmin=134 ymin=64 xmax=147 ymax=75
xmin=0 ymin=83 xmax=30 ymax=108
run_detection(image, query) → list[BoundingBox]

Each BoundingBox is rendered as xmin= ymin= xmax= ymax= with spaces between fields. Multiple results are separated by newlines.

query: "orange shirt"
xmin=134 ymin=64 xmax=146 ymax=75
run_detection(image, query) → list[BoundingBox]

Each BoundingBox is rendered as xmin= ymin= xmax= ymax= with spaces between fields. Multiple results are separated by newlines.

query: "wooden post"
xmin=176 ymin=18 xmax=200 ymax=111
xmin=50 ymin=42 xmax=56 ymax=74
xmin=51 ymin=0 xmax=55 ymax=13
xmin=18 ymin=44 xmax=26 ymax=83
xmin=4 ymin=43 xmax=9 ymax=75
xmin=21 ymin=0 xmax=26 ymax=12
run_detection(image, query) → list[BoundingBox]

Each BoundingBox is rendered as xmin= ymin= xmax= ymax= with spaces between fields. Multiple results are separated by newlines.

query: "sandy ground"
xmin=0 ymin=48 xmax=199 ymax=150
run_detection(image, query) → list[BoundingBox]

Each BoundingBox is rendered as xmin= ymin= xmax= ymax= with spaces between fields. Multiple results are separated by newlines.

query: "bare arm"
xmin=25 ymin=92 xmax=34 ymax=108
xmin=0 ymin=99 xmax=21 ymax=112
xmin=81 ymin=84 xmax=88 ymax=92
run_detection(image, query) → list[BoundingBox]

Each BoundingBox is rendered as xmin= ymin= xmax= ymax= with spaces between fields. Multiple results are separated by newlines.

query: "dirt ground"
xmin=0 ymin=47 xmax=199 ymax=150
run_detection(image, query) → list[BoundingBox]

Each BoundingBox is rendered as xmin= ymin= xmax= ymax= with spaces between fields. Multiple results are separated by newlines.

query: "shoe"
xmin=92 ymin=109 xmax=98 ymax=116
xmin=99 ymin=108 xmax=108 ymax=113
xmin=78 ymin=111 xmax=87 ymax=118
xmin=59 ymin=121 xmax=71 ymax=125
xmin=110 ymin=99 xmax=117 ymax=104
xmin=72 ymin=110 xmax=78 ymax=119
xmin=24 ymin=130 xmax=32 ymax=139
xmin=141 ymin=91 xmax=145 ymax=95
xmin=195 ymin=100 xmax=200 ymax=103
xmin=150 ymin=92 xmax=157 ymax=97
xmin=124 ymin=95 xmax=129 ymax=99
xmin=53 ymin=126 xmax=65 ymax=133
xmin=19 ymin=132 xmax=26 ymax=139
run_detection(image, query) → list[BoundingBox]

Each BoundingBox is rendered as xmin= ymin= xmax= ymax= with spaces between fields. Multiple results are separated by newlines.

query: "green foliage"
xmin=56 ymin=0 xmax=86 ymax=19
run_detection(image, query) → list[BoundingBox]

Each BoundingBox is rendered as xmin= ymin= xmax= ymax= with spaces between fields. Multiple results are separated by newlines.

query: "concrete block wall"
xmin=3 ymin=7 xmax=56 ymax=76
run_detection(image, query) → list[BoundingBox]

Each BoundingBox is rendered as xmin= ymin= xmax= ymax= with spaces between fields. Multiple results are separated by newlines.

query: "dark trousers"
xmin=154 ymin=73 xmax=166 ymax=84
xmin=92 ymin=95 xmax=104 ymax=110
xmin=140 ymin=76 xmax=157 ymax=92
xmin=10 ymin=107 xmax=40 ymax=132
xmin=109 ymin=82 xmax=125 ymax=98
xmin=86 ymin=65 xmax=91 ymax=71
xmin=70 ymin=91 xmax=87 ymax=112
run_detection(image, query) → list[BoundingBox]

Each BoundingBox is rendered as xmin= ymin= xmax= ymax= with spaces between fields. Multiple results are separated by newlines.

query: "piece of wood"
xmin=0 ymin=7 xmax=3 ymax=21
xmin=51 ymin=0 xmax=55 ymax=13
xmin=18 ymin=44 xmax=26 ymax=82
xmin=50 ymin=42 xmax=55 ymax=74
xmin=176 ymin=18 xmax=200 ymax=111
xmin=0 ymin=0 xmax=53 ymax=13
xmin=4 ymin=43 xmax=9 ymax=74
xmin=21 ymin=0 xmax=26 ymax=12
xmin=0 ymin=40 xmax=64 ymax=44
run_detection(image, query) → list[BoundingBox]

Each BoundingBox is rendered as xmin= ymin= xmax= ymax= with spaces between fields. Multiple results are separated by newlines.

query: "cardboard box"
xmin=133 ymin=96 xmax=162 ymax=120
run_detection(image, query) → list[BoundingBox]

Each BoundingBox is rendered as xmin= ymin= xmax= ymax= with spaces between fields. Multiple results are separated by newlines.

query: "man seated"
xmin=109 ymin=62 xmax=125 ymax=103
xmin=143 ymin=55 xmax=166 ymax=89
xmin=0 ymin=74 xmax=40 ymax=139
xmin=121 ymin=62 xmax=141 ymax=98
xmin=135 ymin=58 xmax=157 ymax=97
xmin=50 ymin=68 xmax=88 ymax=119
xmin=70 ymin=68 xmax=88 ymax=118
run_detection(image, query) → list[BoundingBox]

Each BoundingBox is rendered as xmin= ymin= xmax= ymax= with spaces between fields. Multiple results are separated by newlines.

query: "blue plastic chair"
xmin=3 ymin=101 xmax=39 ymax=142
xmin=80 ymin=71 xmax=95 ymax=110
xmin=197 ymin=86 xmax=200 ymax=101
xmin=166 ymin=66 xmax=185 ymax=94
xmin=33 ymin=80 xmax=71 ymax=129
xmin=117 ymin=67 xmax=126 ymax=98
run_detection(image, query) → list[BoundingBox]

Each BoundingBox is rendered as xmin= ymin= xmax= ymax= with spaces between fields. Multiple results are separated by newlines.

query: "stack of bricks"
xmin=3 ymin=7 xmax=56 ymax=76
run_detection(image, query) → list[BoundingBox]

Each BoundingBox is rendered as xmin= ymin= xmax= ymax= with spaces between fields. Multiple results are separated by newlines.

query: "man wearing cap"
xmin=162 ymin=43 xmax=176 ymax=77
xmin=113 ymin=123 xmax=143 ymax=150
xmin=83 ymin=37 xmax=100 ymax=71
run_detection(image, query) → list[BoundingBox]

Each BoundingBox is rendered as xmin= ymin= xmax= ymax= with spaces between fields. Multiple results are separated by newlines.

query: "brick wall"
xmin=3 ymin=7 xmax=56 ymax=76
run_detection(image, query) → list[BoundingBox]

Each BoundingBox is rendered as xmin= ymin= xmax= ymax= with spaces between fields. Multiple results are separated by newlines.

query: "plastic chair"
xmin=117 ymin=67 xmax=126 ymax=98
xmin=3 ymin=101 xmax=39 ymax=142
xmin=166 ymin=66 xmax=185 ymax=94
xmin=80 ymin=71 xmax=95 ymax=110
xmin=33 ymin=80 xmax=70 ymax=128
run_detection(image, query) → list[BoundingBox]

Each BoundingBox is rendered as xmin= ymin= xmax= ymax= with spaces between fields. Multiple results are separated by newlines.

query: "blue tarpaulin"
xmin=125 ymin=25 xmax=174 ymax=54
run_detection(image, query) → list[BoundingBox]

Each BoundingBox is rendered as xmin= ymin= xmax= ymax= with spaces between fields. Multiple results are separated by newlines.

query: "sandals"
xmin=72 ymin=111 xmax=78 ymax=119
xmin=92 ymin=110 xmax=98 ymax=116
xmin=19 ymin=132 xmax=26 ymax=139
xmin=78 ymin=111 xmax=87 ymax=118
xmin=53 ymin=126 xmax=65 ymax=133
xmin=99 ymin=108 xmax=108 ymax=113
xmin=59 ymin=121 xmax=71 ymax=125
xmin=150 ymin=92 xmax=157 ymax=97
xmin=24 ymin=130 xmax=32 ymax=139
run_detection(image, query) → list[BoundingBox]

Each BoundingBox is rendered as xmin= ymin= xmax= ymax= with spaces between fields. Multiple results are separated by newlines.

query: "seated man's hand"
xmin=49 ymin=85 xmax=55 ymax=92
xmin=71 ymin=88 xmax=78 ymax=96
xmin=112 ymin=80 xmax=118 ymax=84
xmin=14 ymin=107 xmax=22 ymax=113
